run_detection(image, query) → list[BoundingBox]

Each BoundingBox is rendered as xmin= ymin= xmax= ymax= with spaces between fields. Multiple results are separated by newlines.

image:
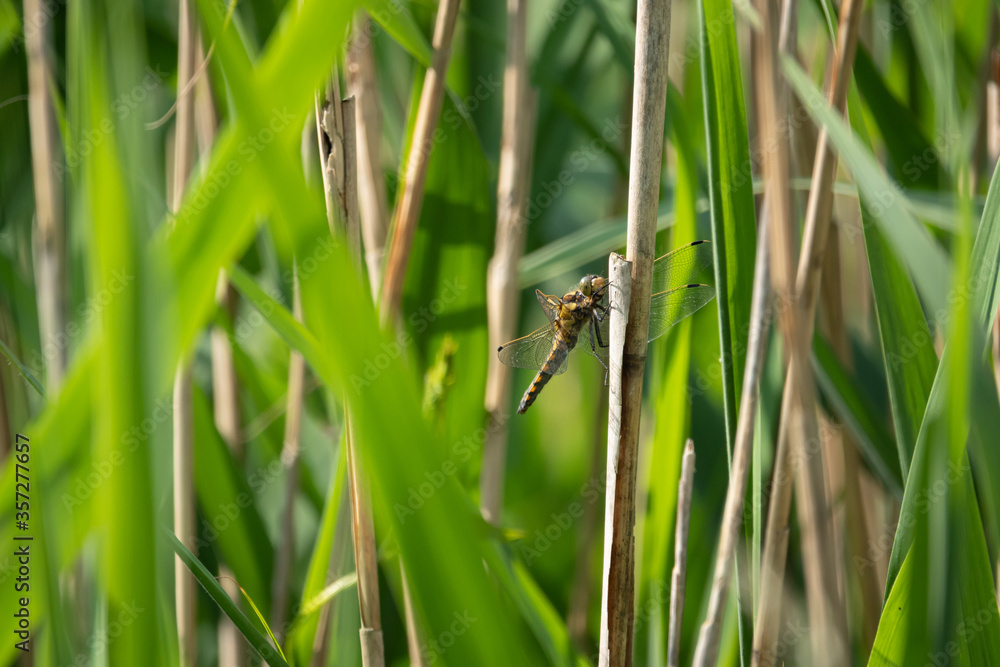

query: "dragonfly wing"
xmin=536 ymin=290 xmax=561 ymax=324
xmin=497 ymin=324 xmax=569 ymax=375
xmin=647 ymin=284 xmax=716 ymax=342
xmin=650 ymin=240 xmax=715 ymax=296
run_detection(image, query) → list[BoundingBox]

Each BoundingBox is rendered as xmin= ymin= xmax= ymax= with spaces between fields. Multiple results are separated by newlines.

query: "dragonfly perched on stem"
xmin=498 ymin=240 xmax=716 ymax=413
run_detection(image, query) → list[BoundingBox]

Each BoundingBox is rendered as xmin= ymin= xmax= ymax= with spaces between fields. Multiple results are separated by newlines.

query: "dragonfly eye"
xmin=579 ymin=276 xmax=593 ymax=296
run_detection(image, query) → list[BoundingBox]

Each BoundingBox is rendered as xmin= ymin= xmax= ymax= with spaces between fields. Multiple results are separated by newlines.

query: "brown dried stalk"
xmin=379 ymin=0 xmax=462 ymax=321
xmin=691 ymin=202 xmax=772 ymax=667
xmin=170 ymin=1 xmax=198 ymax=663
xmin=481 ymin=0 xmax=536 ymax=525
xmin=751 ymin=0 xmax=863 ymax=664
xmin=667 ymin=440 xmax=696 ymax=667
xmin=598 ymin=1 xmax=673 ymax=662
xmin=818 ymin=229 xmax=880 ymax=650
xmin=23 ymin=0 xmax=66 ymax=391
xmin=347 ymin=14 xmax=390 ymax=301
xmin=317 ymin=84 xmax=385 ymax=665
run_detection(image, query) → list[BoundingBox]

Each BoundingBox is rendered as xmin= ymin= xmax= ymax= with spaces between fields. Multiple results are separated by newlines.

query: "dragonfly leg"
xmin=592 ymin=313 xmax=609 ymax=350
xmin=589 ymin=318 xmax=609 ymax=373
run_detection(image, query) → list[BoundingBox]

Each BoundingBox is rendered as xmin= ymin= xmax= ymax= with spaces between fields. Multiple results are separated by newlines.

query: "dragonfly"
xmin=498 ymin=240 xmax=716 ymax=414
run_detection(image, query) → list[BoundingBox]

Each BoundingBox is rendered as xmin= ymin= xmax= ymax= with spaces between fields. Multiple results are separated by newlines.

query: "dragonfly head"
xmin=579 ymin=275 xmax=608 ymax=298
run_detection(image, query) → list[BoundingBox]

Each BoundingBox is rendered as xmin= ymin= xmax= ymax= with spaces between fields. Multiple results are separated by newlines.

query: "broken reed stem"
xmin=317 ymin=82 xmax=385 ymax=666
xmin=348 ymin=13 xmax=390 ymax=302
xmin=481 ymin=0 xmax=535 ymax=526
xmin=667 ymin=440 xmax=696 ymax=667
xmin=691 ymin=200 xmax=772 ymax=667
xmin=23 ymin=0 xmax=66 ymax=392
xmin=170 ymin=1 xmax=198 ymax=663
xmin=599 ymin=2 xmax=673 ymax=663
xmin=751 ymin=0 xmax=862 ymax=663
xmin=599 ymin=254 xmax=632 ymax=667
xmin=379 ymin=0 xmax=462 ymax=322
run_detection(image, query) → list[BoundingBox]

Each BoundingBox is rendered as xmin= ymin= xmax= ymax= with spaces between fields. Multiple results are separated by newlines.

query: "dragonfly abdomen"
xmin=517 ymin=327 xmax=577 ymax=414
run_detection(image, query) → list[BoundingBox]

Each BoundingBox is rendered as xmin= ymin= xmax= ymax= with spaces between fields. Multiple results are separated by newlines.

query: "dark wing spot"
xmin=497 ymin=346 xmax=503 ymax=351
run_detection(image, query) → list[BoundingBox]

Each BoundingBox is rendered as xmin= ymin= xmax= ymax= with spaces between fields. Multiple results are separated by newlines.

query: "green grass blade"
xmin=699 ymin=0 xmax=758 ymax=462
xmin=287 ymin=437 xmax=349 ymax=666
xmin=811 ymin=336 xmax=902 ymax=494
xmin=192 ymin=384 xmax=274 ymax=613
xmin=166 ymin=528 xmax=291 ymax=667
xmin=782 ymin=57 xmax=952 ymax=317
xmin=0 ymin=335 xmax=44 ymax=397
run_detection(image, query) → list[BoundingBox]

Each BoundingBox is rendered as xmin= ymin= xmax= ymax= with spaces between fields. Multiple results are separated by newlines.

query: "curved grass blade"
xmin=295 ymin=572 xmax=358 ymax=621
xmin=0 ymin=335 xmax=44 ymax=397
xmin=166 ymin=528 xmax=291 ymax=667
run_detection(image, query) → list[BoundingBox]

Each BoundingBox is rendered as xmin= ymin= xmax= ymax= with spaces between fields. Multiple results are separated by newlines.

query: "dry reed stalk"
xmin=347 ymin=14 xmax=390 ymax=301
xmin=598 ymin=3 xmax=673 ymax=663
xmin=481 ymin=0 xmax=535 ymax=526
xmin=23 ymin=0 xmax=66 ymax=392
xmin=317 ymin=82 xmax=385 ymax=665
xmin=379 ymin=0 xmax=462 ymax=321
xmin=667 ymin=440 xmax=696 ymax=667
xmin=272 ymin=264 xmax=306 ymax=635
xmin=750 ymin=0 xmax=862 ymax=663
xmin=691 ymin=206 xmax=772 ymax=667
xmin=818 ymin=227 xmax=880 ymax=650
xmin=599 ymin=253 xmax=632 ymax=667
xmin=170 ymin=2 xmax=198 ymax=662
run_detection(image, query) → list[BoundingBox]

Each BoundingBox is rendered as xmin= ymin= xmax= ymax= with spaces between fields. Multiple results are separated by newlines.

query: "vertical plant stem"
xmin=23 ymin=0 xmax=66 ymax=392
xmin=318 ymin=81 xmax=386 ymax=665
xmin=691 ymin=197 xmax=772 ymax=667
xmin=347 ymin=14 xmax=390 ymax=302
xmin=272 ymin=263 xmax=306 ymax=635
xmin=481 ymin=0 xmax=535 ymax=526
xmin=379 ymin=0 xmax=462 ymax=321
xmin=599 ymin=2 xmax=673 ymax=662
xmin=667 ymin=440 xmax=695 ymax=667
xmin=818 ymin=229 xmax=880 ymax=651
xmin=599 ymin=253 xmax=632 ymax=667
xmin=399 ymin=562 xmax=424 ymax=667
xmin=171 ymin=1 xmax=198 ymax=663
xmin=751 ymin=0 xmax=861 ymax=663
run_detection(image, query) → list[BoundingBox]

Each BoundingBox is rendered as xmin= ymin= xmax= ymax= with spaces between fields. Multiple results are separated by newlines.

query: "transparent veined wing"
xmin=650 ymin=240 xmax=715 ymax=296
xmin=535 ymin=290 xmax=561 ymax=323
xmin=497 ymin=323 xmax=569 ymax=374
xmin=647 ymin=284 xmax=716 ymax=342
